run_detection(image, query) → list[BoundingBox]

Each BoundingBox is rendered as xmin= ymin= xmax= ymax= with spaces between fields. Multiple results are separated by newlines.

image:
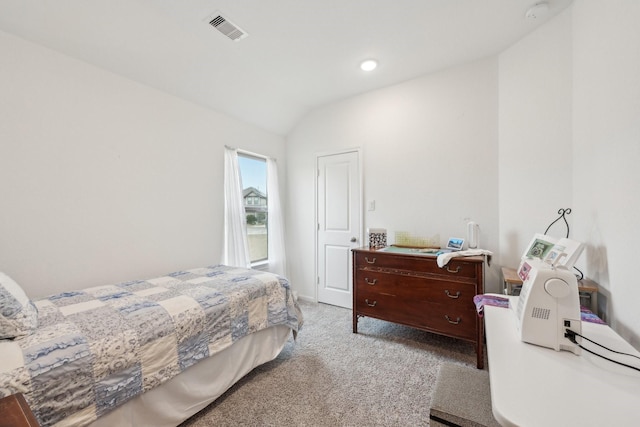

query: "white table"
xmin=484 ymin=295 xmax=640 ymax=426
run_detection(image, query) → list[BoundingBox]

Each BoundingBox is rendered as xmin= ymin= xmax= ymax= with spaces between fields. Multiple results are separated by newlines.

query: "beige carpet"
xmin=180 ymin=300 xmax=479 ymax=427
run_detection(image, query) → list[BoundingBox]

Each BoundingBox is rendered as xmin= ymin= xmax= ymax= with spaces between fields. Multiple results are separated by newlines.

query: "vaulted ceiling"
xmin=0 ymin=0 xmax=572 ymax=135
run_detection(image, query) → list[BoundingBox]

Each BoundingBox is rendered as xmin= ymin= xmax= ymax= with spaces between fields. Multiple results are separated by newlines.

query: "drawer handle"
xmin=444 ymin=290 xmax=461 ymax=299
xmin=365 ymin=257 xmax=376 ymax=264
xmin=365 ymin=299 xmax=377 ymax=307
xmin=364 ymin=278 xmax=377 ymax=285
xmin=446 ymin=265 xmax=462 ymax=274
xmin=445 ymin=315 xmax=461 ymax=325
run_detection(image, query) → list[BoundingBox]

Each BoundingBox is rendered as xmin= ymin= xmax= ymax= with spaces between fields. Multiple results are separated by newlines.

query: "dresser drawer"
xmin=355 ymin=271 xmax=478 ymax=305
xmin=355 ymin=290 xmax=477 ymax=340
xmin=354 ymin=251 xmax=478 ymax=280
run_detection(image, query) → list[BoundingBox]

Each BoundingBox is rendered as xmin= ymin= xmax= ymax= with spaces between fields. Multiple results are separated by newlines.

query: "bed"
xmin=0 ymin=265 xmax=303 ymax=427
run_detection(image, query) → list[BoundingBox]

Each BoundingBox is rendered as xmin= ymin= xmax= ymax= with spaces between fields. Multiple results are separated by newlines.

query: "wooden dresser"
xmin=0 ymin=393 xmax=40 ymax=427
xmin=352 ymin=247 xmax=485 ymax=369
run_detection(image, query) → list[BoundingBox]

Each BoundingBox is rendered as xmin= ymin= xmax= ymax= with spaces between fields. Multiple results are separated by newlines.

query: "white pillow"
xmin=0 ymin=272 xmax=38 ymax=339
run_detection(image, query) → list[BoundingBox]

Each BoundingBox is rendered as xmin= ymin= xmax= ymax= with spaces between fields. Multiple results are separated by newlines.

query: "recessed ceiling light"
xmin=360 ymin=59 xmax=378 ymax=72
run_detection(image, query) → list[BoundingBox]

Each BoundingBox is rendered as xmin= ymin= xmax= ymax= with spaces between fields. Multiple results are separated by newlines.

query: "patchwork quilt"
xmin=0 ymin=265 xmax=303 ymax=426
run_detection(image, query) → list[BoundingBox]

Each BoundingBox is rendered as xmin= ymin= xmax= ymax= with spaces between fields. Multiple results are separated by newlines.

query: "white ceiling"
xmin=0 ymin=0 xmax=573 ymax=135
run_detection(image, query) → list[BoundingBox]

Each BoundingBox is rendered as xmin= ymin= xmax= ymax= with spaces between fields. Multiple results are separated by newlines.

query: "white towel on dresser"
xmin=437 ymin=249 xmax=494 ymax=268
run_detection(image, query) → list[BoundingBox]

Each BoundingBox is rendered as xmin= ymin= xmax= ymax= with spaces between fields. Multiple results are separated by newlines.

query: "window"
xmin=238 ymin=153 xmax=268 ymax=264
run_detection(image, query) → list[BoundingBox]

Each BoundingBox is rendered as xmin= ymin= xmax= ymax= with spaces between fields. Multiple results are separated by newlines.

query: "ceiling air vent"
xmin=207 ymin=12 xmax=248 ymax=41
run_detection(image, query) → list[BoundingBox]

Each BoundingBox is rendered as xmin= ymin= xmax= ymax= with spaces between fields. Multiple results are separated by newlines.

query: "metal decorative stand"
xmin=544 ymin=208 xmax=571 ymax=238
xmin=543 ymin=208 xmax=583 ymax=280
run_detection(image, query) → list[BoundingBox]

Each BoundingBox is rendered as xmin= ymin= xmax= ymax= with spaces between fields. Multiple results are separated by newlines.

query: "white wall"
xmin=572 ymin=1 xmax=640 ymax=346
xmin=498 ymin=9 xmax=573 ymax=268
xmin=0 ymin=30 xmax=285 ymax=298
xmin=287 ymin=58 xmax=500 ymax=301
xmin=498 ymin=2 xmax=640 ymax=347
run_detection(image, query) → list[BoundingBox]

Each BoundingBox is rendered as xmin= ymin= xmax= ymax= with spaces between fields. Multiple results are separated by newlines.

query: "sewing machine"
xmin=510 ymin=258 xmax=582 ymax=354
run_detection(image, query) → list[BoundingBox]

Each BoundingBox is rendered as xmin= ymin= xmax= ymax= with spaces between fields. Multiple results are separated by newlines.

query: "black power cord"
xmin=565 ymin=329 xmax=640 ymax=372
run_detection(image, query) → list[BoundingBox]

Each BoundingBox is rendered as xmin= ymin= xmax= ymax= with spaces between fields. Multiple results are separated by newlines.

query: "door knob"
xmin=350 ymin=237 xmax=357 ymax=242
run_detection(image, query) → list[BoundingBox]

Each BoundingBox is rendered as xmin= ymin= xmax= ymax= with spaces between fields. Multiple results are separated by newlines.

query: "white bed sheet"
xmin=83 ymin=324 xmax=291 ymax=427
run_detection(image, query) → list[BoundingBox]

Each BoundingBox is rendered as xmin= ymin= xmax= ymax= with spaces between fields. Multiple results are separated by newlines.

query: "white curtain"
xmin=267 ymin=158 xmax=288 ymax=277
xmin=223 ymin=147 xmax=251 ymax=268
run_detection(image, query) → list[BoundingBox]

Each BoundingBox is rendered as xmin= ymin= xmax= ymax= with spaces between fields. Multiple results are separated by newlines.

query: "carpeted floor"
xmin=180 ymin=300 xmax=479 ymax=427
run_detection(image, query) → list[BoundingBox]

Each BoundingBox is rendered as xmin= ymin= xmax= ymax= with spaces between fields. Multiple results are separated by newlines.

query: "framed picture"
xmin=446 ymin=237 xmax=465 ymax=251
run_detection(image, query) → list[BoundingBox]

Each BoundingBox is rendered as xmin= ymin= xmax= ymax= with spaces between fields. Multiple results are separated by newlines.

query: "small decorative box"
xmin=368 ymin=228 xmax=387 ymax=248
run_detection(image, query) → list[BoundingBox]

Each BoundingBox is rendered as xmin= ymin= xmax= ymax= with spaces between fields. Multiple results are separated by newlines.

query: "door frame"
xmin=314 ymin=147 xmax=363 ymax=304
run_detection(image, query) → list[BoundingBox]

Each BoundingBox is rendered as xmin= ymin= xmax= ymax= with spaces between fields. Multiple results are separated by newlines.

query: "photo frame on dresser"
xmin=446 ymin=237 xmax=465 ymax=251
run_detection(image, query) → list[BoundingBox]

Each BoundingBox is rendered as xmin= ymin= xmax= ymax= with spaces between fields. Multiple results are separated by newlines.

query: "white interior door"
xmin=316 ymin=150 xmax=361 ymax=309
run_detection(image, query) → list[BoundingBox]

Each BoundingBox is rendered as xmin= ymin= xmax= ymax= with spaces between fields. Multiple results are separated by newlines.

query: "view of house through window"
xmin=238 ymin=154 xmax=268 ymax=263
